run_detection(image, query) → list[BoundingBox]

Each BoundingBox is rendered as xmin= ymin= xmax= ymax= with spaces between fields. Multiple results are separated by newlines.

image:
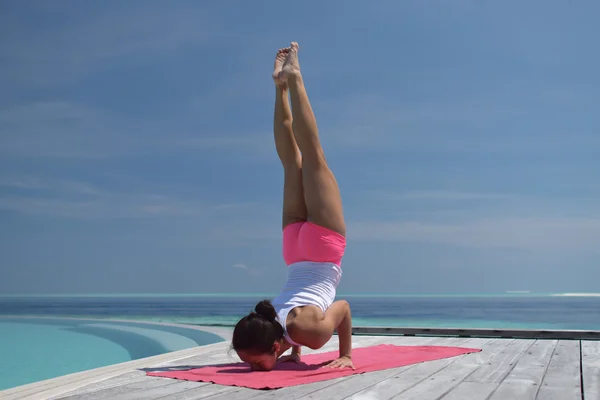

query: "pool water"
xmin=0 ymin=318 xmax=225 ymax=391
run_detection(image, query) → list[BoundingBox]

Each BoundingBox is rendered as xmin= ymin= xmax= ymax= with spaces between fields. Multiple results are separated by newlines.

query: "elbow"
xmin=336 ymin=300 xmax=351 ymax=320
xmin=304 ymin=327 xmax=333 ymax=350
xmin=306 ymin=337 xmax=330 ymax=350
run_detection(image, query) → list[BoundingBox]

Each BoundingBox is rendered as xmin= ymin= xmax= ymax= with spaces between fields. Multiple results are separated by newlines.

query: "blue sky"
xmin=1 ymin=0 xmax=598 ymax=295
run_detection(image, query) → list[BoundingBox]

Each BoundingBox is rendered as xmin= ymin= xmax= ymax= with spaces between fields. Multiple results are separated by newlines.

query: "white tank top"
xmin=272 ymin=261 xmax=343 ymax=346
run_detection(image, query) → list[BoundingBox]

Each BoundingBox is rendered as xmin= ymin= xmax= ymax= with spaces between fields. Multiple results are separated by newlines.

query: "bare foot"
xmin=273 ymin=48 xmax=289 ymax=87
xmin=278 ymin=42 xmax=301 ymax=82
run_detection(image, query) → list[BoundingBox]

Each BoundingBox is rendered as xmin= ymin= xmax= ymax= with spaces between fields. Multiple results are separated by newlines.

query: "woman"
xmin=231 ymin=42 xmax=353 ymax=372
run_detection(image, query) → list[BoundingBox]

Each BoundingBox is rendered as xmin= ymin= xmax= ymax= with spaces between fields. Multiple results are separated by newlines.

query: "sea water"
xmin=2 ymin=293 xmax=599 ymax=330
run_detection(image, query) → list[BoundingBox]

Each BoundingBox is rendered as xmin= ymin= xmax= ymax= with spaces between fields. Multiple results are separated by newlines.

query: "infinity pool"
xmin=0 ymin=317 xmax=226 ymax=391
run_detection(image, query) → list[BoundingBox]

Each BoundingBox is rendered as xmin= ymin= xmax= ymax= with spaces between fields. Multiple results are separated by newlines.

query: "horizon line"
xmin=2 ymin=292 xmax=598 ymax=298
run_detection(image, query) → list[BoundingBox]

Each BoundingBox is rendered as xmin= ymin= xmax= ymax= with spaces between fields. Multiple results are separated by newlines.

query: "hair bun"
xmin=254 ymin=299 xmax=277 ymax=322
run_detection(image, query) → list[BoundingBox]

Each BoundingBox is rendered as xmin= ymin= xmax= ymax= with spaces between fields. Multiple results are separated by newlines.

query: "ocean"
xmin=2 ymin=293 xmax=599 ymax=330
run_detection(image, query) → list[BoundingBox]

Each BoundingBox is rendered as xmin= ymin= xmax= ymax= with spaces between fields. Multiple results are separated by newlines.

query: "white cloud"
xmin=350 ymin=217 xmax=600 ymax=252
xmin=368 ymin=190 xmax=515 ymax=201
xmin=197 ymin=224 xmax=280 ymax=246
xmin=0 ymin=176 xmax=105 ymax=196
xmin=0 ymin=4 xmax=225 ymax=85
xmin=0 ymin=101 xmax=270 ymax=158
xmin=171 ymin=135 xmax=272 ymax=152
xmin=0 ymin=175 xmax=255 ymax=219
xmin=232 ymin=263 xmax=262 ymax=275
xmin=0 ymin=194 xmax=209 ymax=219
xmin=315 ymin=87 xmax=599 ymax=153
xmin=0 ymin=101 xmax=142 ymax=158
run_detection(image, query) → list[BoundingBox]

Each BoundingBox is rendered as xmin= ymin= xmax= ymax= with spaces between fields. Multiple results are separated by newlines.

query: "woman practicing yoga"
xmin=231 ymin=42 xmax=353 ymax=372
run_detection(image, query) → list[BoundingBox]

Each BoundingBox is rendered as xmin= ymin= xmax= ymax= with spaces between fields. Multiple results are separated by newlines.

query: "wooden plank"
xmin=344 ymin=337 xmax=491 ymax=400
xmin=387 ymin=338 xmax=526 ymax=400
xmin=51 ymin=346 xmax=229 ymax=398
xmin=155 ymin=385 xmax=244 ymax=400
xmin=113 ymin=381 xmax=207 ymax=400
xmin=442 ymin=339 xmax=548 ymax=400
xmin=535 ymin=340 xmax=581 ymax=400
xmin=465 ymin=339 xmax=535 ymax=383
xmin=57 ymin=377 xmax=182 ymax=400
xmin=487 ymin=339 xmax=558 ymax=400
xmin=55 ymin=371 xmax=150 ymax=397
xmin=56 ymin=347 xmax=230 ymax=398
xmin=582 ymin=340 xmax=600 ymax=399
xmin=56 ymin=377 xmax=214 ymax=400
xmin=439 ymin=382 xmax=498 ymax=400
xmin=353 ymin=326 xmax=600 ymax=340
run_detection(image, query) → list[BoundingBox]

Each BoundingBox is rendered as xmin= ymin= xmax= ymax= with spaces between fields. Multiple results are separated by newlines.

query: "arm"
xmin=335 ymin=302 xmax=352 ymax=359
xmin=293 ymin=300 xmax=352 ymax=358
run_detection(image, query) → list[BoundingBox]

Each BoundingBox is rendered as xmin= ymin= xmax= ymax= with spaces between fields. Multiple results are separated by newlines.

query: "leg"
xmin=273 ymin=48 xmax=307 ymax=229
xmin=279 ymin=42 xmax=346 ymax=236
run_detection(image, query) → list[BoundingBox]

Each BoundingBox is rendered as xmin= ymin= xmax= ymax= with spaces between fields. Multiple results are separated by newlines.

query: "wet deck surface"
xmin=2 ymin=335 xmax=599 ymax=400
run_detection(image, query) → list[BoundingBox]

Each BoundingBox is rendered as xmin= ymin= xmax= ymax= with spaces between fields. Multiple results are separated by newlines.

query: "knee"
xmin=283 ymin=160 xmax=302 ymax=173
xmin=282 ymin=120 xmax=293 ymax=130
xmin=301 ymin=150 xmax=328 ymax=170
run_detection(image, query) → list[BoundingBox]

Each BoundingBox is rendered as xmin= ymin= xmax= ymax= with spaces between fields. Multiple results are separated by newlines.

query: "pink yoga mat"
xmin=147 ymin=344 xmax=481 ymax=389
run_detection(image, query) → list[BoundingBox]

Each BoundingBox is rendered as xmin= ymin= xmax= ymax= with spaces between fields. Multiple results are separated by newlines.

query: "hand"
xmin=277 ymin=353 xmax=301 ymax=364
xmin=325 ymin=355 xmax=355 ymax=369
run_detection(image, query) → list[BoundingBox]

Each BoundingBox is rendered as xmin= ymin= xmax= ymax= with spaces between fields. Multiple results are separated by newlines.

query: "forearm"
xmin=337 ymin=303 xmax=352 ymax=358
xmin=277 ymin=341 xmax=292 ymax=358
xmin=292 ymin=345 xmax=301 ymax=356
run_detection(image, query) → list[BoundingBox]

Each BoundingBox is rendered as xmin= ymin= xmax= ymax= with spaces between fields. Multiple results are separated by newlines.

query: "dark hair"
xmin=231 ymin=299 xmax=284 ymax=354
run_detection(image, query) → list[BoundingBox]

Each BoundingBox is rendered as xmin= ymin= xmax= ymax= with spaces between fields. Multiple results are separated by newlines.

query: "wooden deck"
xmin=2 ymin=333 xmax=599 ymax=400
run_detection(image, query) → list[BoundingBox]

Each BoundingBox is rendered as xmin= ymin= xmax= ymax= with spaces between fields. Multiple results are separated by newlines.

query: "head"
xmin=231 ymin=299 xmax=284 ymax=371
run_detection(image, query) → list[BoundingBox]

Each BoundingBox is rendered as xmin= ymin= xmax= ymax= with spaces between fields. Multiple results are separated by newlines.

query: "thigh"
xmin=302 ymin=162 xmax=346 ymax=237
xmin=282 ymin=167 xmax=307 ymax=229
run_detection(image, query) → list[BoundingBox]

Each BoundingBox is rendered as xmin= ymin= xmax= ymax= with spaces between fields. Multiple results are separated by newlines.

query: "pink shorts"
xmin=283 ymin=222 xmax=346 ymax=266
